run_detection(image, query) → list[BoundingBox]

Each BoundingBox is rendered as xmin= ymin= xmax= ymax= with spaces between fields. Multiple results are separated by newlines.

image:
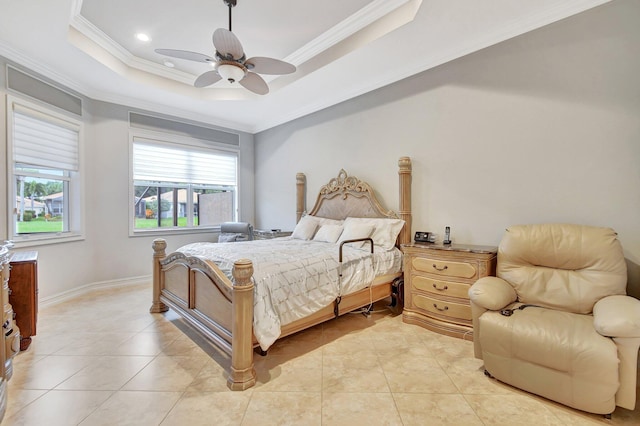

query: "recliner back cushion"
xmin=498 ymin=224 xmax=627 ymax=314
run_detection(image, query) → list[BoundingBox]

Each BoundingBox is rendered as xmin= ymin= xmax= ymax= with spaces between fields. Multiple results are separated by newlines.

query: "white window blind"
xmin=12 ymin=107 xmax=79 ymax=171
xmin=133 ymin=140 xmax=237 ymax=185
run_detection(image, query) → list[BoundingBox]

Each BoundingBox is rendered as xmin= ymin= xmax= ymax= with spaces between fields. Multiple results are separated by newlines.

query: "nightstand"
xmin=402 ymin=243 xmax=497 ymax=340
xmin=253 ymin=229 xmax=292 ymax=240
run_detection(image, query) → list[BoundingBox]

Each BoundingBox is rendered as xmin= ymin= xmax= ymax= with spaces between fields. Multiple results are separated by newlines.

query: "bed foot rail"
xmin=150 ymin=239 xmax=169 ymax=313
xmin=227 ymin=259 xmax=257 ymax=391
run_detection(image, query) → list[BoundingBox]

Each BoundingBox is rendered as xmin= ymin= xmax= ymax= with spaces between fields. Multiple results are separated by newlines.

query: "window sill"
xmin=9 ymin=233 xmax=85 ymax=248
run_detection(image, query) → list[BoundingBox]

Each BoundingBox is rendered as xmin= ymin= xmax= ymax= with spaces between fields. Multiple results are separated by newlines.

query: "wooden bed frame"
xmin=150 ymin=157 xmax=412 ymax=390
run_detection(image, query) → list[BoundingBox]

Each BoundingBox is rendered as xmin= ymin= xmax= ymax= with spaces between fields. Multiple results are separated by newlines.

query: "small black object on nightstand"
xmin=443 ymin=226 xmax=451 ymax=245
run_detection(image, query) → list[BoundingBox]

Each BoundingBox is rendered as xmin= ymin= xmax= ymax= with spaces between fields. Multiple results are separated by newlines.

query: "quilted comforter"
xmin=177 ymin=238 xmax=402 ymax=350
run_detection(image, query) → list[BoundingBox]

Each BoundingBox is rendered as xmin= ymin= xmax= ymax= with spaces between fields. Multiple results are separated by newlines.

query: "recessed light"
xmin=135 ymin=33 xmax=151 ymax=42
xmin=163 ymin=60 xmax=175 ymax=68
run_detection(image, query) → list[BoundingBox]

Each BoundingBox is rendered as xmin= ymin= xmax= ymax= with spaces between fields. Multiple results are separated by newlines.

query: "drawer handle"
xmin=433 ymin=303 xmax=449 ymax=312
xmin=432 ymin=283 xmax=448 ymax=291
xmin=432 ymin=264 xmax=448 ymax=272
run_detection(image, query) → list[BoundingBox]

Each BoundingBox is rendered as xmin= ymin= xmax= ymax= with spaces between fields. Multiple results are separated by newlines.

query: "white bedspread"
xmin=177 ymin=238 xmax=402 ymax=350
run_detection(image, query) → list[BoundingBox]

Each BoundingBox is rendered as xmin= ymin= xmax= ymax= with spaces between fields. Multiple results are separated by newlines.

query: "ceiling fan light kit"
xmin=217 ymin=63 xmax=245 ymax=83
xmin=154 ymin=0 xmax=295 ymax=95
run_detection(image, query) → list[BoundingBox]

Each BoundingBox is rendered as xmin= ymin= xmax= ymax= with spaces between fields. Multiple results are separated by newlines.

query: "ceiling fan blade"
xmin=212 ymin=28 xmax=244 ymax=60
xmin=155 ymin=49 xmax=215 ymax=63
xmin=245 ymin=57 xmax=296 ymax=75
xmin=194 ymin=70 xmax=222 ymax=88
xmin=239 ymin=72 xmax=269 ymax=95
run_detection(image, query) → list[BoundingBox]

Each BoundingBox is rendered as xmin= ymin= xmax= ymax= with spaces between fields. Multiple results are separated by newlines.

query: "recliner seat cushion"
xmin=480 ymin=307 xmax=619 ymax=414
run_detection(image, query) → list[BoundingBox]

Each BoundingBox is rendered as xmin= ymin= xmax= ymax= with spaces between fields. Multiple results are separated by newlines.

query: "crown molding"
xmin=69 ymin=0 xmax=414 ymax=88
xmin=68 ymin=12 xmax=196 ymax=85
xmin=4 ymin=0 xmax=613 ymax=134
xmin=85 ymin=87 xmax=256 ymax=132
xmin=0 ymin=42 xmax=90 ymax=97
xmin=252 ymin=0 xmax=613 ymax=132
xmin=0 ymin=42 xmax=254 ymax=132
xmin=285 ymin=0 xmax=413 ymax=65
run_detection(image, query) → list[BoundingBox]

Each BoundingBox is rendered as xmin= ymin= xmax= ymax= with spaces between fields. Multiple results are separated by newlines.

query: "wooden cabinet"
xmin=402 ymin=243 xmax=497 ymax=340
xmin=8 ymin=251 xmax=38 ymax=351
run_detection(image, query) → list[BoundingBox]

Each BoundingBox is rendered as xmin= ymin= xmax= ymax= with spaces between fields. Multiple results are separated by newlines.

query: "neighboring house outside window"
xmin=6 ymin=96 xmax=84 ymax=246
xmin=130 ymin=132 xmax=238 ymax=235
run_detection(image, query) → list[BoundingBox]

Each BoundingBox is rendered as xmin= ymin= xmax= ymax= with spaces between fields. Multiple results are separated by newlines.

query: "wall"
xmin=0 ymin=64 xmax=255 ymax=300
xmin=254 ymin=1 xmax=640 ymax=290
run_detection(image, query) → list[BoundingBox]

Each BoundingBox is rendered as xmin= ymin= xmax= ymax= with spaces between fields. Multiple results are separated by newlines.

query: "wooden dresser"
xmin=8 ymin=251 xmax=38 ymax=351
xmin=402 ymin=243 xmax=497 ymax=340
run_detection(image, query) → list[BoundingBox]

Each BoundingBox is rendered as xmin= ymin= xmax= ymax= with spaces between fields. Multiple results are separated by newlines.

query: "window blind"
xmin=133 ymin=140 xmax=237 ymax=185
xmin=13 ymin=108 xmax=79 ymax=171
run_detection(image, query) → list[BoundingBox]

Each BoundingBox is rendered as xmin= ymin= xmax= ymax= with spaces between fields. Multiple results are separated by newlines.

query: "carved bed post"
xmin=398 ymin=157 xmax=412 ymax=246
xmin=227 ymin=259 xmax=257 ymax=390
xmin=296 ymin=172 xmax=306 ymax=223
xmin=150 ymin=239 xmax=169 ymax=313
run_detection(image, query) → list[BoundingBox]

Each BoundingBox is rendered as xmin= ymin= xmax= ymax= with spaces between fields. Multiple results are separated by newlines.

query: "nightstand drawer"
xmin=412 ymin=257 xmax=477 ymax=279
xmin=412 ymin=275 xmax=469 ymax=299
xmin=413 ymin=294 xmax=472 ymax=321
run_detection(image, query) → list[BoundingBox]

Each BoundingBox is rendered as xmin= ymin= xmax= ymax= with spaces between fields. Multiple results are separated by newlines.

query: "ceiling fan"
xmin=155 ymin=0 xmax=296 ymax=95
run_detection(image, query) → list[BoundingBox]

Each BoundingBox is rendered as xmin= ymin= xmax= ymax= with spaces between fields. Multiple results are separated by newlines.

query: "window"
xmin=131 ymin=135 xmax=238 ymax=234
xmin=7 ymin=97 xmax=83 ymax=245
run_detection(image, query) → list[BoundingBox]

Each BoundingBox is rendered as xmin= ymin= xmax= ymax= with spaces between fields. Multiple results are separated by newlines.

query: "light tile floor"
xmin=4 ymin=283 xmax=640 ymax=425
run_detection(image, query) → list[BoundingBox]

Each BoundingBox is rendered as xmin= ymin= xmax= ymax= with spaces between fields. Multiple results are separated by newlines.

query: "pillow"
xmin=313 ymin=224 xmax=344 ymax=243
xmin=315 ymin=216 xmax=344 ymax=226
xmin=344 ymin=217 xmax=405 ymax=251
xmin=291 ymin=215 xmax=318 ymax=240
xmin=337 ymin=223 xmax=374 ymax=249
xmin=292 ymin=215 xmax=343 ymax=240
xmin=218 ymin=233 xmax=239 ymax=243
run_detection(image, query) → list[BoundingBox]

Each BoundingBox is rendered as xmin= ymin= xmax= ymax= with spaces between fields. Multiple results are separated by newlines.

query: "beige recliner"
xmin=469 ymin=224 xmax=640 ymax=415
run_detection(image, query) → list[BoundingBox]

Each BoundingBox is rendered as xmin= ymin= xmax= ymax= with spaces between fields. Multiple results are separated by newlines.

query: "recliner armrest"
xmin=468 ymin=276 xmax=517 ymax=311
xmin=593 ymin=295 xmax=640 ymax=338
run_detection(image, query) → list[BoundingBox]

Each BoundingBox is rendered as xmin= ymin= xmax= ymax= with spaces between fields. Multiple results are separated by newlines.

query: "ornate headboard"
xmin=307 ymin=169 xmax=397 ymax=220
xmin=295 ymin=157 xmax=412 ymax=245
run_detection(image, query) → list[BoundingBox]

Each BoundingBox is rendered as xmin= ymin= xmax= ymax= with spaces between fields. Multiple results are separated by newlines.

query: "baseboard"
xmin=39 ymin=275 xmax=152 ymax=307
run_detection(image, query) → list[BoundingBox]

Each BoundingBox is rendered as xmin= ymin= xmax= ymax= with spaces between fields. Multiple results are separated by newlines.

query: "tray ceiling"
xmin=0 ymin=0 xmax=611 ymax=132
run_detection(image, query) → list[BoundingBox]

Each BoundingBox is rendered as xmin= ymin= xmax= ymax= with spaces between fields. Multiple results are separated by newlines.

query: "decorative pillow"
xmin=218 ymin=233 xmax=239 ymax=243
xmin=337 ymin=223 xmax=375 ymax=248
xmin=344 ymin=217 xmax=405 ymax=251
xmin=291 ymin=215 xmax=318 ymax=240
xmin=313 ymin=224 xmax=344 ymax=243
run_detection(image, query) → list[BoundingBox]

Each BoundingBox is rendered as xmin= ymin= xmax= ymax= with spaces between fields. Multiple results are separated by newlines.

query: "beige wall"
xmin=254 ymin=1 xmax=640 ymax=284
